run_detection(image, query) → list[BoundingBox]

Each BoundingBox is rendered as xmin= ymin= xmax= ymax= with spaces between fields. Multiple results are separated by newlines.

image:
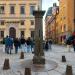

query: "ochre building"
xmin=57 ymin=0 xmax=74 ymax=44
xmin=0 ymin=0 xmax=42 ymax=40
xmin=45 ymin=0 xmax=75 ymax=44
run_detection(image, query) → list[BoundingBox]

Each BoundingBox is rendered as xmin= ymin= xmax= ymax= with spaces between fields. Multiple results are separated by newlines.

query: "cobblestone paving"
xmin=0 ymin=44 xmax=75 ymax=75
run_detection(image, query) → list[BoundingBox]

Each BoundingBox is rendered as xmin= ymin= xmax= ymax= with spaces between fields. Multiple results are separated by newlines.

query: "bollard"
xmin=20 ymin=52 xmax=24 ymax=59
xmin=66 ymin=65 xmax=73 ymax=75
xmin=62 ymin=55 xmax=66 ymax=62
xmin=24 ymin=68 xmax=31 ymax=75
xmin=3 ymin=58 xmax=10 ymax=70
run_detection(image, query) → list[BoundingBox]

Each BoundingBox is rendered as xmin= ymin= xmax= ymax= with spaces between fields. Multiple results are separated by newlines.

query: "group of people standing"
xmin=5 ymin=35 xmax=34 ymax=54
xmin=4 ymin=35 xmax=53 ymax=54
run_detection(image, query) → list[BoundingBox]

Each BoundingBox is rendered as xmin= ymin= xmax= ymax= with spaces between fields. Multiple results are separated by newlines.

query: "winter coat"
xmin=26 ymin=39 xmax=31 ymax=45
xmin=20 ymin=38 xmax=25 ymax=44
xmin=66 ymin=36 xmax=73 ymax=45
xmin=14 ymin=38 xmax=19 ymax=47
xmin=45 ymin=41 xmax=49 ymax=50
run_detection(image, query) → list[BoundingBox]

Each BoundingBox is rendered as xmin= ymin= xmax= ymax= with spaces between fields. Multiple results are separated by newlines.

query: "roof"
xmin=46 ymin=7 xmax=52 ymax=17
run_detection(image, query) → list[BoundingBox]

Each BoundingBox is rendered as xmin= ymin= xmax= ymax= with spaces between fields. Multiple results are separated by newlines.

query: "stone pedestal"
xmin=33 ymin=56 xmax=45 ymax=64
xmin=66 ymin=65 xmax=73 ymax=75
xmin=20 ymin=52 xmax=24 ymax=59
xmin=24 ymin=68 xmax=31 ymax=75
xmin=62 ymin=55 xmax=66 ymax=62
xmin=33 ymin=10 xmax=45 ymax=64
xmin=3 ymin=58 xmax=10 ymax=70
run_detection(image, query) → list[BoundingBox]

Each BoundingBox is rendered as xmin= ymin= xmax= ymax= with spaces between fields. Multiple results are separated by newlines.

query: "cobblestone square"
xmin=0 ymin=44 xmax=75 ymax=75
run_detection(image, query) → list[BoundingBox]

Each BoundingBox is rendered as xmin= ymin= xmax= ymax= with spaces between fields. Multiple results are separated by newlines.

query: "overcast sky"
xmin=42 ymin=0 xmax=59 ymax=11
xmin=42 ymin=0 xmax=59 ymax=38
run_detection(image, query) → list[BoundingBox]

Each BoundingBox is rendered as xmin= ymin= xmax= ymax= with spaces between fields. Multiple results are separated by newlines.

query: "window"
xmin=21 ymin=20 xmax=24 ymax=25
xmin=0 ymin=6 xmax=4 ymax=14
xmin=21 ymin=31 xmax=24 ymax=37
xmin=20 ymin=6 xmax=25 ymax=14
xmin=10 ymin=6 xmax=15 ymax=14
xmin=30 ymin=6 xmax=35 ymax=15
xmin=0 ymin=31 xmax=4 ymax=38
xmin=63 ymin=17 xmax=66 ymax=19
xmin=64 ymin=24 xmax=66 ymax=31
xmin=74 ymin=19 xmax=75 ymax=23
xmin=31 ymin=20 xmax=34 ymax=25
xmin=0 ymin=20 xmax=4 ymax=25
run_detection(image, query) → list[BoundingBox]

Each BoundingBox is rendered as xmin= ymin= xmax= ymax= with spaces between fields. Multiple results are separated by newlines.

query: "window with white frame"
xmin=21 ymin=31 xmax=24 ymax=37
xmin=10 ymin=6 xmax=15 ymax=14
xmin=20 ymin=6 xmax=25 ymax=14
xmin=30 ymin=20 xmax=34 ymax=25
xmin=20 ymin=20 xmax=25 ymax=25
xmin=0 ymin=20 xmax=4 ymax=25
xmin=0 ymin=31 xmax=4 ymax=38
xmin=30 ymin=5 xmax=35 ymax=15
xmin=0 ymin=6 xmax=4 ymax=14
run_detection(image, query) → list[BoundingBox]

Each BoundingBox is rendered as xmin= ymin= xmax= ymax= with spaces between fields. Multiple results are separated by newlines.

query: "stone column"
xmin=33 ymin=10 xmax=45 ymax=64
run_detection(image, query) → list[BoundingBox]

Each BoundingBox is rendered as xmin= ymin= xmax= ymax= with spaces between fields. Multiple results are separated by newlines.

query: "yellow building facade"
xmin=57 ymin=0 xmax=67 ymax=44
xmin=58 ymin=0 xmax=74 ymax=44
xmin=0 ymin=0 xmax=41 ymax=40
xmin=45 ymin=0 xmax=75 ymax=44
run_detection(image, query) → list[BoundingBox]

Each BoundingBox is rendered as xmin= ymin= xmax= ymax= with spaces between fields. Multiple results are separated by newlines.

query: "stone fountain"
xmin=10 ymin=8 xmax=57 ymax=74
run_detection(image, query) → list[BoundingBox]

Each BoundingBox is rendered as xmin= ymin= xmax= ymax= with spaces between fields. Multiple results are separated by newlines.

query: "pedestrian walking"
xmin=5 ymin=36 xmax=13 ymax=54
xmin=71 ymin=32 xmax=75 ymax=52
xmin=26 ymin=37 xmax=32 ymax=53
xmin=45 ymin=40 xmax=49 ymax=51
xmin=20 ymin=35 xmax=26 ymax=52
xmin=14 ymin=38 xmax=19 ymax=54
xmin=8 ymin=36 xmax=13 ymax=54
xmin=30 ymin=38 xmax=34 ymax=52
xmin=5 ymin=35 xmax=9 ymax=53
xmin=66 ymin=37 xmax=72 ymax=52
xmin=49 ymin=39 xmax=52 ymax=50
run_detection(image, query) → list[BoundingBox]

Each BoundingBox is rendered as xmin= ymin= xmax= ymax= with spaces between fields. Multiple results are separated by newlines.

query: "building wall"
xmin=45 ymin=16 xmax=51 ymax=39
xmin=58 ymin=0 xmax=74 ymax=44
xmin=45 ymin=0 xmax=75 ymax=44
xmin=45 ymin=5 xmax=59 ymax=43
xmin=58 ymin=0 xmax=67 ymax=44
xmin=0 ymin=0 xmax=41 ymax=40
xmin=67 ymin=0 xmax=74 ymax=32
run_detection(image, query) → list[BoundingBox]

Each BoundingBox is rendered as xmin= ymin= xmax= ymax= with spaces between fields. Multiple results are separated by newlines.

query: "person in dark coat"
xmin=5 ymin=35 xmax=9 ymax=53
xmin=14 ymin=38 xmax=19 ymax=54
xmin=49 ymin=39 xmax=52 ymax=50
xmin=71 ymin=32 xmax=75 ymax=52
xmin=45 ymin=40 xmax=49 ymax=51
xmin=26 ymin=37 xmax=32 ymax=52
xmin=66 ymin=32 xmax=75 ymax=52
xmin=5 ymin=36 xmax=13 ymax=54
xmin=66 ymin=36 xmax=73 ymax=45
xmin=20 ymin=35 xmax=26 ymax=52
